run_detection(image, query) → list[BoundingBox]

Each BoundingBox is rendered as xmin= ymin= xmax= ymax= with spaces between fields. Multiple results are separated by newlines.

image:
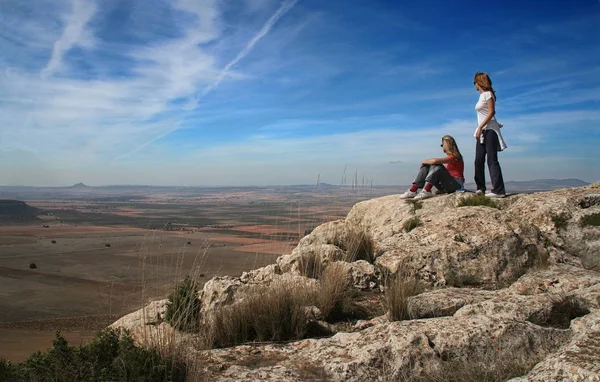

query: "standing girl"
xmin=473 ymin=72 xmax=507 ymax=197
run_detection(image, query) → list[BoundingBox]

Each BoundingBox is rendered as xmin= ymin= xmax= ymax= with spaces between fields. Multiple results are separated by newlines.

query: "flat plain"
xmin=0 ymin=185 xmax=391 ymax=361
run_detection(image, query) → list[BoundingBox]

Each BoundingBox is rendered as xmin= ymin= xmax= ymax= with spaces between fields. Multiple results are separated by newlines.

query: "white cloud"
xmin=42 ymin=0 xmax=97 ymax=77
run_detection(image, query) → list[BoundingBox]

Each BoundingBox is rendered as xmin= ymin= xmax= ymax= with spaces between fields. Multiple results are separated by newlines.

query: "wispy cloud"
xmin=116 ymin=0 xmax=300 ymax=161
xmin=42 ymin=0 xmax=96 ymax=77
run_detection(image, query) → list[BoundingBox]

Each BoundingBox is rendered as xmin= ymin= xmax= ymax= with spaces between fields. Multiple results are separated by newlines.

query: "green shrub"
xmin=403 ymin=216 xmax=421 ymax=232
xmin=165 ymin=276 xmax=201 ymax=332
xmin=454 ymin=234 xmax=465 ymax=243
xmin=1 ymin=329 xmax=185 ymax=382
xmin=581 ymin=213 xmax=600 ymax=227
xmin=457 ymin=194 xmax=497 ymax=209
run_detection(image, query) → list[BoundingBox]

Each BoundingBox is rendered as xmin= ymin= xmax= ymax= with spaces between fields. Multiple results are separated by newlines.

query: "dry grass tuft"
xmin=315 ymin=263 xmax=354 ymax=322
xmin=202 ymin=280 xmax=314 ymax=348
xmin=385 ymin=275 xmax=423 ymax=321
xmin=332 ymin=226 xmax=375 ymax=263
xmin=298 ymin=250 xmax=325 ymax=279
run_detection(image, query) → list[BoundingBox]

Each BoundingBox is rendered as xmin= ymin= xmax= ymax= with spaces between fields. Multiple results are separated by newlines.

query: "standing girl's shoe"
xmin=473 ymin=72 xmax=507 ymax=196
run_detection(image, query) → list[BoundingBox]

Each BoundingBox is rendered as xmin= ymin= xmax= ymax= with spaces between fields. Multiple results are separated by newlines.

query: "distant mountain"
xmin=0 ymin=200 xmax=41 ymax=222
xmin=70 ymin=182 xmax=90 ymax=189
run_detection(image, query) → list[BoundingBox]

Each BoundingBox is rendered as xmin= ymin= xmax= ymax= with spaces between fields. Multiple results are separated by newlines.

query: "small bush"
xmin=29 ymin=263 xmax=37 ymax=269
xmin=385 ymin=276 xmax=423 ymax=321
xmin=454 ymin=234 xmax=465 ymax=243
xmin=333 ymin=226 xmax=375 ymax=263
xmin=165 ymin=277 xmax=201 ymax=332
xmin=105 ymin=243 xmax=111 ymax=248
xmin=581 ymin=212 xmax=600 ymax=227
xmin=551 ymin=212 xmax=570 ymax=229
xmin=51 ymin=240 xmax=57 ymax=244
xmin=457 ymin=194 xmax=497 ymax=208
xmin=403 ymin=216 xmax=421 ymax=232
xmin=527 ymin=295 xmax=590 ymax=329
xmin=298 ymin=251 xmax=325 ymax=279
xmin=0 ymin=329 xmax=185 ymax=382
xmin=204 ymin=281 xmax=313 ymax=348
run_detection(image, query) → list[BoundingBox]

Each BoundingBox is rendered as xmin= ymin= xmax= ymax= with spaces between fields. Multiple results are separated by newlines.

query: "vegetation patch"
xmin=165 ymin=276 xmax=202 ymax=332
xmin=0 ymin=329 xmax=186 ymax=382
xmin=551 ymin=212 xmax=570 ymax=230
xmin=527 ymin=295 xmax=590 ymax=329
xmin=454 ymin=234 xmax=465 ymax=243
xmin=403 ymin=216 xmax=421 ymax=232
xmin=316 ymin=263 xmax=369 ymax=323
xmin=406 ymin=200 xmax=423 ymax=214
xmin=333 ymin=226 xmax=375 ymax=263
xmin=203 ymin=281 xmax=314 ymax=348
xmin=457 ymin=194 xmax=497 ymax=209
xmin=385 ymin=275 xmax=423 ymax=321
xmin=298 ymin=250 xmax=325 ymax=279
xmin=581 ymin=212 xmax=600 ymax=227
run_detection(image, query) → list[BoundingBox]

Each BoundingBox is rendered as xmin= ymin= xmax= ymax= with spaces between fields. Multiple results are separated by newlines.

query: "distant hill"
xmin=70 ymin=182 xmax=90 ymax=189
xmin=0 ymin=200 xmax=41 ymax=222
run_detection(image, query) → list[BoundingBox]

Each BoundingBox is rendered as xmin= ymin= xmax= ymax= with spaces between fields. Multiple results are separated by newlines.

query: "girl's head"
xmin=473 ymin=72 xmax=496 ymax=100
xmin=441 ymin=135 xmax=462 ymax=161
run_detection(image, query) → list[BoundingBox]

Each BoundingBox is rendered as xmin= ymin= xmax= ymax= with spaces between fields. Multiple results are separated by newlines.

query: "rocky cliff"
xmin=112 ymin=184 xmax=600 ymax=381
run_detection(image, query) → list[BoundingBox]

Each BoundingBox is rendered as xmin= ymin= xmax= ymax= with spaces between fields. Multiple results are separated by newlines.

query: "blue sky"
xmin=0 ymin=0 xmax=599 ymax=186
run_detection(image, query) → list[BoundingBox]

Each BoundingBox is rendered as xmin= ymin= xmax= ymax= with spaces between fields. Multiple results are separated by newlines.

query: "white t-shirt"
xmin=475 ymin=91 xmax=498 ymax=128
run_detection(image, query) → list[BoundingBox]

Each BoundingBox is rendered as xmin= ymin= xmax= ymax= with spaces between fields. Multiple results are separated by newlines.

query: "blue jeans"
xmin=414 ymin=164 xmax=463 ymax=193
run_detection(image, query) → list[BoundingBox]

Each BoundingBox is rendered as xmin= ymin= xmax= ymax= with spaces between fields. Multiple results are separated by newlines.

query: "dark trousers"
xmin=414 ymin=164 xmax=462 ymax=193
xmin=474 ymin=129 xmax=505 ymax=194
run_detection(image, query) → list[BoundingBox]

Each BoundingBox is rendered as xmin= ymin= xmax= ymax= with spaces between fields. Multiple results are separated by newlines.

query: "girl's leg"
xmin=474 ymin=138 xmax=487 ymax=192
xmin=411 ymin=165 xmax=430 ymax=190
xmin=485 ymin=130 xmax=506 ymax=195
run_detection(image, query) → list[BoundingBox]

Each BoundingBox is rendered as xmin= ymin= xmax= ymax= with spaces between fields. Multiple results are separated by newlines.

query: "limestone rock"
xmin=110 ymin=299 xmax=168 ymax=330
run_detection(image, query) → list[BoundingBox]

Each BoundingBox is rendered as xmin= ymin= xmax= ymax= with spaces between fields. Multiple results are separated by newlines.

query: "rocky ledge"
xmin=112 ymin=184 xmax=600 ymax=381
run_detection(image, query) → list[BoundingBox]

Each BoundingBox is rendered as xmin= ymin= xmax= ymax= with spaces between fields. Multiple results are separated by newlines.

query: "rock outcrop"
xmin=112 ymin=184 xmax=600 ymax=381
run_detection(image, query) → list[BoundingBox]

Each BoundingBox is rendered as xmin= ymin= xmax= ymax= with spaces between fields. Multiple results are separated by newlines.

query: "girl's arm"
xmin=475 ymin=97 xmax=496 ymax=138
xmin=421 ymin=156 xmax=453 ymax=166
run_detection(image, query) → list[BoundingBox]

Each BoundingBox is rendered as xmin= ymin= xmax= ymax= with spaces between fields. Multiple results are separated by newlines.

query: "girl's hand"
xmin=475 ymin=128 xmax=482 ymax=140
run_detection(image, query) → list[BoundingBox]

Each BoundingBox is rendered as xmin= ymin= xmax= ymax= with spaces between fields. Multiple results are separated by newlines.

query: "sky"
xmin=0 ymin=0 xmax=599 ymax=187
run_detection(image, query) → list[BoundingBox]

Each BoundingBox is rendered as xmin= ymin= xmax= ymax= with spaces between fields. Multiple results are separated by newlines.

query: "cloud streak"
xmin=42 ymin=0 xmax=96 ymax=77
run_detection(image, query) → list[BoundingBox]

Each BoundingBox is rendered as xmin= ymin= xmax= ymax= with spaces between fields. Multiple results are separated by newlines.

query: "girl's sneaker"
xmin=414 ymin=190 xmax=433 ymax=200
xmin=485 ymin=192 xmax=506 ymax=198
xmin=400 ymin=190 xmax=418 ymax=199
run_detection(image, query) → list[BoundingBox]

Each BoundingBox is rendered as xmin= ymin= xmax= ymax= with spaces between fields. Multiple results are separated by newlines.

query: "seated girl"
xmin=400 ymin=135 xmax=465 ymax=200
